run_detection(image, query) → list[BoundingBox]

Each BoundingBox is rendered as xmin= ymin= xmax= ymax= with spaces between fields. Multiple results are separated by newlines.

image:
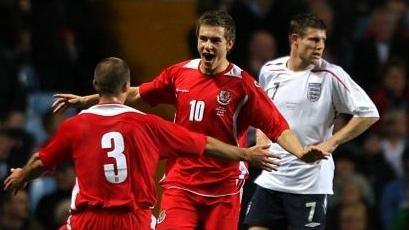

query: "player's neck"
xmin=199 ymin=59 xmax=230 ymax=76
xmin=98 ymin=95 xmax=126 ymax=105
xmin=287 ymin=56 xmax=311 ymax=72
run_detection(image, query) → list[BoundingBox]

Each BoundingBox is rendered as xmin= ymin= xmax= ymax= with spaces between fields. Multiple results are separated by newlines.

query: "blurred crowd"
xmin=1 ymin=0 xmax=409 ymax=230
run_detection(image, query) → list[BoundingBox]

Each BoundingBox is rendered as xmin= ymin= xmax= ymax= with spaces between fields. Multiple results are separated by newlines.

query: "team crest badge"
xmin=307 ymin=83 xmax=321 ymax=102
xmin=217 ymin=90 xmax=232 ymax=106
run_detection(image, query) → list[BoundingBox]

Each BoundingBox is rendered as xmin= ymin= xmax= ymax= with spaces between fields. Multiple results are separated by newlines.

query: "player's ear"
xmin=122 ymin=80 xmax=130 ymax=93
xmin=226 ymin=39 xmax=234 ymax=53
xmin=290 ymin=33 xmax=298 ymax=45
xmin=92 ymin=79 xmax=98 ymax=91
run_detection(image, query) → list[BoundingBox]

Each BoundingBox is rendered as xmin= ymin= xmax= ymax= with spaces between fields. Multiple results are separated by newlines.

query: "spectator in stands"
xmin=352 ymin=6 xmax=409 ymax=92
xmin=380 ymin=148 xmax=409 ymax=230
xmin=380 ymin=110 xmax=408 ymax=178
xmin=35 ymin=162 xmax=75 ymax=230
xmin=0 ymin=190 xmax=42 ymax=230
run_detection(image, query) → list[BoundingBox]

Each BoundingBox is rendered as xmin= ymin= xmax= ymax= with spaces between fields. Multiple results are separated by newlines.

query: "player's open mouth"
xmin=203 ymin=53 xmax=215 ymax=61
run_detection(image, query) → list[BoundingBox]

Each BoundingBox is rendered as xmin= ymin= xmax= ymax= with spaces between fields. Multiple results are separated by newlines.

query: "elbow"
xmin=368 ymin=116 xmax=379 ymax=126
xmin=358 ymin=116 xmax=379 ymax=130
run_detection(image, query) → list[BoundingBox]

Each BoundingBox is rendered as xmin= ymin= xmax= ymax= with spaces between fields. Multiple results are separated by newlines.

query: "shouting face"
xmin=197 ymin=25 xmax=233 ymax=75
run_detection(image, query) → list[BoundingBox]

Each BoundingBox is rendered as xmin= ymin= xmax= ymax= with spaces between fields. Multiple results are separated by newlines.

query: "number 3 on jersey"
xmin=101 ymin=132 xmax=128 ymax=183
xmin=189 ymin=100 xmax=205 ymax=122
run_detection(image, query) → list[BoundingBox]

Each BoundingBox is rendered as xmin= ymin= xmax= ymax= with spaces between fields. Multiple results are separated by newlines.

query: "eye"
xmin=199 ymin=36 xmax=208 ymax=42
xmin=210 ymin=38 xmax=222 ymax=43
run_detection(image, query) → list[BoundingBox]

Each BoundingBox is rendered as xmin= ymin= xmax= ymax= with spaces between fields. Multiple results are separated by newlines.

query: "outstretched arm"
xmin=3 ymin=153 xmax=47 ymax=194
xmin=317 ymin=116 xmax=378 ymax=153
xmin=205 ymin=137 xmax=279 ymax=171
xmin=257 ymin=129 xmax=328 ymax=163
xmin=53 ymin=87 xmax=143 ymax=113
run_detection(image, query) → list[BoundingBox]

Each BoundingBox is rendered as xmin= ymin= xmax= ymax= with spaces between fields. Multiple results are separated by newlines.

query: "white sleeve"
xmin=258 ymin=65 xmax=269 ymax=89
xmin=331 ymin=66 xmax=379 ymax=117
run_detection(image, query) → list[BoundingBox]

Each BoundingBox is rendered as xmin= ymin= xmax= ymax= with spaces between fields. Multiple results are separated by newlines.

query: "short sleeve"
xmin=238 ymin=75 xmax=289 ymax=142
xmin=258 ymin=65 xmax=269 ymax=88
xmin=331 ymin=66 xmax=379 ymax=118
xmin=139 ymin=66 xmax=177 ymax=106
xmin=38 ymin=121 xmax=73 ymax=170
xmin=147 ymin=115 xmax=207 ymax=158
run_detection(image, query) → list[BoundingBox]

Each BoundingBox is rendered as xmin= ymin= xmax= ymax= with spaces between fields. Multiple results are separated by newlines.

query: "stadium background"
xmin=0 ymin=0 xmax=408 ymax=229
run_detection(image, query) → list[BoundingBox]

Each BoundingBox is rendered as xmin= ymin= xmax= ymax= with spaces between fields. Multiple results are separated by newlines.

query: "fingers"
xmin=54 ymin=104 xmax=68 ymax=114
xmin=52 ymin=94 xmax=81 ymax=113
xmin=265 ymin=153 xmax=281 ymax=160
xmin=53 ymin=93 xmax=76 ymax=99
xmin=3 ymin=177 xmax=14 ymax=191
xmin=260 ymin=154 xmax=280 ymax=172
xmin=52 ymin=98 xmax=68 ymax=113
xmin=261 ymin=162 xmax=278 ymax=172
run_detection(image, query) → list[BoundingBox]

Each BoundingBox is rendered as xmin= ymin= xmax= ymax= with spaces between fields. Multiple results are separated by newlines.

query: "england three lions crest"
xmin=217 ymin=90 xmax=232 ymax=106
xmin=307 ymin=83 xmax=321 ymax=102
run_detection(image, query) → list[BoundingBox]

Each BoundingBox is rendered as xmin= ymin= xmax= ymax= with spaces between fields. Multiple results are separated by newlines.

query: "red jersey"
xmin=38 ymin=104 xmax=206 ymax=212
xmin=139 ymin=59 xmax=289 ymax=196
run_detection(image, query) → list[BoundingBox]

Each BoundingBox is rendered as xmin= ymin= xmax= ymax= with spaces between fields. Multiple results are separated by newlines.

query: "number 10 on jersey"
xmin=189 ymin=100 xmax=205 ymax=122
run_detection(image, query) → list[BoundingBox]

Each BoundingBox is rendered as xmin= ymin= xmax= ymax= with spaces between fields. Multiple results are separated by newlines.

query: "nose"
xmin=316 ymin=39 xmax=325 ymax=50
xmin=203 ymin=40 xmax=213 ymax=50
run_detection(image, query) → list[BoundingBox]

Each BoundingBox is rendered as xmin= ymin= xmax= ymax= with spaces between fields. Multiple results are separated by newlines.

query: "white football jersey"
xmin=255 ymin=56 xmax=379 ymax=194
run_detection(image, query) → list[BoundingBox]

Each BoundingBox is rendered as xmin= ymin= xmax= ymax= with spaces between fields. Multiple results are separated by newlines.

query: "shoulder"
xmin=261 ymin=56 xmax=288 ymax=72
xmin=312 ymin=59 xmax=351 ymax=89
xmin=225 ymin=63 xmax=245 ymax=79
xmin=259 ymin=57 xmax=288 ymax=80
xmin=312 ymin=59 xmax=348 ymax=78
xmin=160 ymin=59 xmax=201 ymax=78
xmin=173 ymin=59 xmax=201 ymax=70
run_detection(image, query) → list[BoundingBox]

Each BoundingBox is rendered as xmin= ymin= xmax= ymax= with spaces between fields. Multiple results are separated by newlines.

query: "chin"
xmin=311 ymin=58 xmax=321 ymax=65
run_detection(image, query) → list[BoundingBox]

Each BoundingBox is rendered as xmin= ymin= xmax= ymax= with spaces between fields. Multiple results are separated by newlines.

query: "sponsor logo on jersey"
xmin=217 ymin=90 xmax=232 ymax=106
xmin=307 ymin=83 xmax=321 ymax=102
xmin=305 ymin=222 xmax=321 ymax=228
xmin=157 ymin=209 xmax=166 ymax=224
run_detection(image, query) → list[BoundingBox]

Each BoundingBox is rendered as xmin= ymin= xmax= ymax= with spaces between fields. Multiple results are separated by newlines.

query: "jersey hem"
xmin=164 ymin=180 xmax=245 ymax=197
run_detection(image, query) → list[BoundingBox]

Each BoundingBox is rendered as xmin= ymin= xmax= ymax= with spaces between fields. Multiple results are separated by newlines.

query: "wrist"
xmin=294 ymin=147 xmax=305 ymax=159
xmin=241 ymin=148 xmax=250 ymax=161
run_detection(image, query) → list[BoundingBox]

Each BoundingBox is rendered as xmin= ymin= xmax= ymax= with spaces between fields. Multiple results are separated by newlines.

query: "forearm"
xmin=204 ymin=136 xmax=247 ymax=161
xmin=256 ymin=129 xmax=271 ymax=146
xmin=82 ymin=94 xmax=100 ymax=107
xmin=21 ymin=153 xmax=47 ymax=182
xmin=329 ymin=116 xmax=378 ymax=146
xmin=276 ymin=129 xmax=304 ymax=158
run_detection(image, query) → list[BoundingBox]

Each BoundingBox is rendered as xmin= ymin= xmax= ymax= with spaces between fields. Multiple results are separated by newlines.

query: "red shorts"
xmin=156 ymin=188 xmax=241 ymax=230
xmin=58 ymin=208 xmax=154 ymax=230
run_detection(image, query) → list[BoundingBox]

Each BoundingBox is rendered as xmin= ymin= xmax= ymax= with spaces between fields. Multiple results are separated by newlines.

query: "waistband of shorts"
xmin=71 ymin=206 xmax=133 ymax=214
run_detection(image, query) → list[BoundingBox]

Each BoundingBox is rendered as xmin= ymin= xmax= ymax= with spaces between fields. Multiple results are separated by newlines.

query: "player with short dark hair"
xmin=4 ymin=57 xmax=280 ymax=230
xmin=244 ymin=14 xmax=379 ymax=230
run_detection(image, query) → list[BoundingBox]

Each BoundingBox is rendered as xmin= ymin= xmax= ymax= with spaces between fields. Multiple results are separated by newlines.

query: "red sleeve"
xmin=239 ymin=75 xmax=289 ymax=141
xmin=38 ymin=121 xmax=73 ymax=170
xmin=139 ymin=66 xmax=177 ymax=106
xmin=147 ymin=115 xmax=207 ymax=158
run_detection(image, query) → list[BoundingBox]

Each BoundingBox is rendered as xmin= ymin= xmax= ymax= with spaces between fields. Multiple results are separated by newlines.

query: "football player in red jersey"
xmin=4 ymin=57 xmax=287 ymax=230
xmin=52 ymin=11 xmax=327 ymax=230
